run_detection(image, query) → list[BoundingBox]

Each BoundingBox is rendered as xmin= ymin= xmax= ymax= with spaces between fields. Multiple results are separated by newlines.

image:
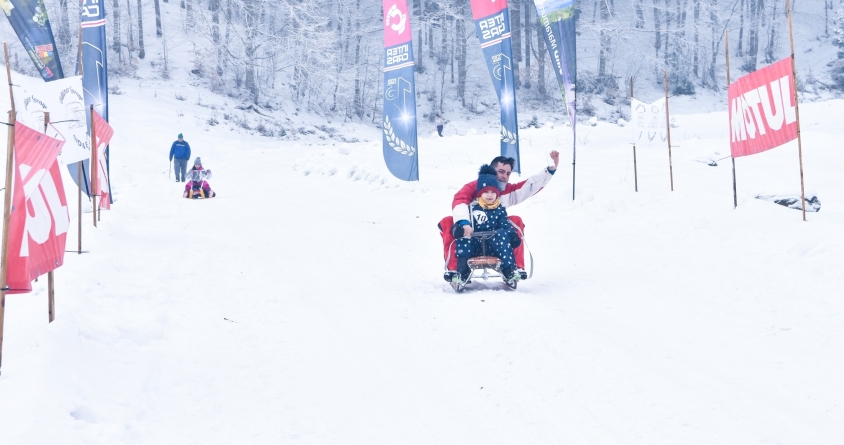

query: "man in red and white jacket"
xmin=439 ymin=151 xmax=560 ymax=280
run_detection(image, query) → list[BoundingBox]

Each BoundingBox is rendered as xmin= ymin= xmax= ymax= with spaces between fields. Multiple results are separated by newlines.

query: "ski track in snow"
xmin=0 ymin=78 xmax=842 ymax=444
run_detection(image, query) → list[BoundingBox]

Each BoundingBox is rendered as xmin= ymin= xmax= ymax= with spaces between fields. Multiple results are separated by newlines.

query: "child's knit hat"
xmin=476 ymin=164 xmax=500 ymax=198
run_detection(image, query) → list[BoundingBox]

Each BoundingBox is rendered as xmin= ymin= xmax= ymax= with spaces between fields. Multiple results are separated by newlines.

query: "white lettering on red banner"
xmin=728 ymin=57 xmax=798 ymax=157
xmin=5 ymin=123 xmax=68 ymax=294
xmin=479 ymin=13 xmax=507 ymax=40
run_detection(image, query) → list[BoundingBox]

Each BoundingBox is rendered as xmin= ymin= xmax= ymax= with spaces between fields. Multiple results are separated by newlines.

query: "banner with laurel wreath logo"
xmin=381 ymin=0 xmax=419 ymax=181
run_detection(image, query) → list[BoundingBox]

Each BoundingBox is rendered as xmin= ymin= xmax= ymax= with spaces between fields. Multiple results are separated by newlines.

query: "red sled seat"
xmin=438 ymin=215 xmax=527 ymax=272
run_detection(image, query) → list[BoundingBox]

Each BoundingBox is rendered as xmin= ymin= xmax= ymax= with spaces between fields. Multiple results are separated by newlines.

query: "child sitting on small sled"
xmin=450 ymin=164 xmax=520 ymax=285
xmin=183 ymin=157 xmax=216 ymax=198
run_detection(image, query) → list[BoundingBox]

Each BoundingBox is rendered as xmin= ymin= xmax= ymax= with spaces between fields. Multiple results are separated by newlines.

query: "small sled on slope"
xmin=449 ymin=231 xmax=532 ymax=293
xmin=183 ymin=169 xmax=216 ymax=199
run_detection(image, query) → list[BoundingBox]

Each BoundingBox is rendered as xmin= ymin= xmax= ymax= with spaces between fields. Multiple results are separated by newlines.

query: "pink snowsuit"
xmin=184 ymin=167 xmax=214 ymax=197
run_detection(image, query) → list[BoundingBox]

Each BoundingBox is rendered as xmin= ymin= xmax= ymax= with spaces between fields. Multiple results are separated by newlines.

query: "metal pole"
xmin=0 ymin=42 xmax=17 ymax=374
xmin=77 ymin=24 xmax=86 ymax=246
xmin=90 ymin=105 xmax=97 ymax=228
xmin=572 ymin=124 xmax=576 ymax=201
xmin=78 ymin=162 xmax=82 ymax=254
xmin=787 ymin=0 xmax=808 ymax=221
xmin=725 ymin=30 xmax=738 ymax=208
xmin=631 ymin=77 xmax=638 ymax=192
xmin=664 ymin=70 xmax=674 ymax=191
xmin=633 ymin=145 xmax=639 ymax=192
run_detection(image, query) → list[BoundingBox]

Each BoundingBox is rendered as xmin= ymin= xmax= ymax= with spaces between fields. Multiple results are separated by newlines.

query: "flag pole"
xmin=725 ymin=30 xmax=738 ymax=208
xmin=90 ymin=105 xmax=97 ymax=228
xmin=663 ymin=70 xmax=674 ymax=191
xmin=44 ymin=112 xmax=55 ymax=323
xmin=0 ymin=42 xmax=18 ymax=374
xmin=786 ymin=0 xmax=808 ymax=221
xmin=77 ymin=25 xmax=83 ymax=252
xmin=631 ymin=76 xmax=638 ymax=192
xmin=572 ymin=122 xmax=576 ymax=200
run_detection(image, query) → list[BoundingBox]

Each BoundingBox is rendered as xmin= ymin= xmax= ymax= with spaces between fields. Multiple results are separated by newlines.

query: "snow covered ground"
xmin=0 ymin=75 xmax=843 ymax=444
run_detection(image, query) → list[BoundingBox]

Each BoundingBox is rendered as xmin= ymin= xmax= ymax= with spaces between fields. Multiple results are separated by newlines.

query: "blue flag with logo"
xmin=381 ymin=0 xmax=419 ymax=181
xmin=534 ymin=0 xmax=577 ymax=197
xmin=534 ymin=0 xmax=576 ymax=128
xmin=470 ymin=0 xmax=520 ymax=173
xmin=2 ymin=0 xmax=65 ymax=81
xmin=66 ymin=0 xmax=110 ymax=198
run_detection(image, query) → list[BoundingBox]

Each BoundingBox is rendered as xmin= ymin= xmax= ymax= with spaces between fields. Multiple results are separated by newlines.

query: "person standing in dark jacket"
xmin=169 ymin=133 xmax=191 ymax=182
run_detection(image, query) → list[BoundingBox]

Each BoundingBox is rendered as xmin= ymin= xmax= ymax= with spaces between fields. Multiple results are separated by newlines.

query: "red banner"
xmin=6 ymin=123 xmax=68 ymax=294
xmin=728 ymin=57 xmax=798 ymax=157
xmin=92 ymin=110 xmax=114 ymax=210
xmin=470 ymin=0 xmax=507 ymax=20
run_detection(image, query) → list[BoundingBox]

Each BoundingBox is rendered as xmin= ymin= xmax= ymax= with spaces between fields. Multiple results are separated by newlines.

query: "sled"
xmin=184 ymin=188 xmax=216 ymax=199
xmin=183 ymin=169 xmax=215 ymax=199
xmin=450 ymin=231 xmax=519 ymax=293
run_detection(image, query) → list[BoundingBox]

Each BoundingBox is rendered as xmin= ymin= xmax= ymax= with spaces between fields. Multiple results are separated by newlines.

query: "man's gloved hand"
xmin=451 ymin=222 xmax=464 ymax=239
xmin=452 ymin=222 xmax=473 ymax=238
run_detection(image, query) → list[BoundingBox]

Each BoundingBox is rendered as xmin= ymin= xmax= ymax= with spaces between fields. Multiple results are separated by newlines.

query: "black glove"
xmin=509 ymin=231 xmax=522 ymax=248
xmin=451 ymin=222 xmax=465 ymax=239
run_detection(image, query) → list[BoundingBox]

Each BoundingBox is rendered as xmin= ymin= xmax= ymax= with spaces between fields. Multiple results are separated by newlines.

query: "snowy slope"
xmin=0 ymin=72 xmax=842 ymax=444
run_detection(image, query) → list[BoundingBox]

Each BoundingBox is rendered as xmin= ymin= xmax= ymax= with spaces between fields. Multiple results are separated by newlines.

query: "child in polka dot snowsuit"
xmin=453 ymin=165 xmax=520 ymax=284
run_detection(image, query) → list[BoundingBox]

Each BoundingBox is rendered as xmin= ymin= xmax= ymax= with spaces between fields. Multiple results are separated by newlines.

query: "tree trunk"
xmin=154 ymin=0 xmax=162 ymax=37
xmin=415 ymin=0 xmax=424 ymax=72
xmin=58 ymin=0 xmax=71 ymax=45
xmin=137 ymin=0 xmax=145 ymax=59
xmin=524 ymin=0 xmax=532 ymax=89
xmin=183 ymin=0 xmax=194 ymax=31
xmin=225 ymin=0 xmax=232 ymax=78
xmin=244 ymin=0 xmax=258 ymax=103
xmin=125 ymin=0 xmax=135 ymax=58
xmin=693 ymin=0 xmax=700 ymax=76
xmin=707 ymin=0 xmax=719 ymax=87
xmin=536 ymin=14 xmax=546 ymax=98
xmin=511 ymin=0 xmax=522 ymax=88
xmin=457 ymin=0 xmax=467 ymax=106
xmin=211 ymin=0 xmax=221 ymax=75
xmin=745 ymin=0 xmax=761 ymax=71
xmin=635 ymin=0 xmax=645 ymax=28
xmin=353 ymin=0 xmax=363 ymax=117
xmin=112 ymin=0 xmax=123 ymax=63
xmin=598 ymin=0 xmax=610 ymax=77
xmin=653 ymin=0 xmax=662 ymax=57
xmin=664 ymin=0 xmax=671 ymax=67
xmin=765 ymin=0 xmax=777 ymax=63
xmin=737 ymin=0 xmax=745 ymax=57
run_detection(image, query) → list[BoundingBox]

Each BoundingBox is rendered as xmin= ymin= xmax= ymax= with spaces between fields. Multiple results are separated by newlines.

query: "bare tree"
xmin=137 ymin=0 xmax=145 ymax=59
xmin=154 ymin=0 xmax=163 ymax=37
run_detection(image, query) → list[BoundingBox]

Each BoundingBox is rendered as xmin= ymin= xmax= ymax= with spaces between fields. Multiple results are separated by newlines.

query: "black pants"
xmin=437 ymin=125 xmax=443 ymax=137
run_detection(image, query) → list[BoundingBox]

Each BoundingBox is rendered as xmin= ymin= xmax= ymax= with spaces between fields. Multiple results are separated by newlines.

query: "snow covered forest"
xmin=3 ymin=0 xmax=844 ymax=123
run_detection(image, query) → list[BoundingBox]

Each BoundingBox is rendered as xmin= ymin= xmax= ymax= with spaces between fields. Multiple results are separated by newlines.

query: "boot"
xmin=453 ymin=256 xmax=471 ymax=283
xmin=502 ymin=267 xmax=520 ymax=285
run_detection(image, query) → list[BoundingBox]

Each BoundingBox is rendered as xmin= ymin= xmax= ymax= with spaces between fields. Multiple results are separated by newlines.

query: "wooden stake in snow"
xmin=44 ymin=112 xmax=55 ymax=323
xmin=787 ymin=0 xmax=808 ymax=222
xmin=725 ymin=30 xmax=738 ymax=209
xmin=663 ymin=70 xmax=674 ymax=191
xmin=0 ymin=42 xmax=16 ymax=374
